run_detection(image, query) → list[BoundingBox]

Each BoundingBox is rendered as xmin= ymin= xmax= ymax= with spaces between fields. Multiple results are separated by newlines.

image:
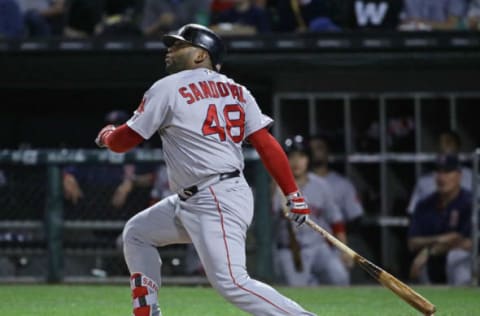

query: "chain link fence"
xmin=0 ymin=149 xmax=270 ymax=283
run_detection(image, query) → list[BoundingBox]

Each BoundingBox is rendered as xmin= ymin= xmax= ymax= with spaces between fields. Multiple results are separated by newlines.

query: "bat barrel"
xmin=305 ymin=219 xmax=436 ymax=315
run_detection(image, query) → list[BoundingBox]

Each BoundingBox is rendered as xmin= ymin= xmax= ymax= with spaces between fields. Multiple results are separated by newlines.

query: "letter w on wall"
xmin=355 ymin=1 xmax=389 ymax=26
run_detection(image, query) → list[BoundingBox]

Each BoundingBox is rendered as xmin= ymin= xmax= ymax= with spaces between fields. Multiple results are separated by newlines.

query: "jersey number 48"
xmin=202 ymin=104 xmax=245 ymax=143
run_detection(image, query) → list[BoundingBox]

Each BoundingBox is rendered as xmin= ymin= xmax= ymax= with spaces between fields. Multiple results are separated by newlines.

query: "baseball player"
xmin=309 ymin=134 xmax=364 ymax=223
xmin=407 ymin=130 xmax=473 ymax=214
xmin=95 ymin=24 xmax=315 ymax=316
xmin=273 ymin=136 xmax=350 ymax=286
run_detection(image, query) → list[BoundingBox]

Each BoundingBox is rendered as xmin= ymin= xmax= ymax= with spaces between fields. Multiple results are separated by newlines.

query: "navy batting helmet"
xmin=284 ymin=135 xmax=311 ymax=157
xmin=163 ymin=24 xmax=225 ymax=70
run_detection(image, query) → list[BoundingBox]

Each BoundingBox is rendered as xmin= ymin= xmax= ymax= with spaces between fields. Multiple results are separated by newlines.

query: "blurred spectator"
xmin=408 ymin=154 xmax=472 ymax=285
xmin=210 ymin=0 xmax=235 ymax=22
xmin=18 ymin=0 xmax=66 ymax=37
xmin=273 ymin=0 xmax=340 ymax=32
xmin=210 ymin=0 xmax=271 ymax=35
xmin=141 ymin=0 xmax=210 ymax=37
xmin=407 ymin=130 xmax=473 ymax=214
xmin=64 ymin=0 xmax=104 ymax=37
xmin=467 ymin=0 xmax=480 ymax=30
xmin=94 ymin=0 xmax=142 ymax=37
xmin=0 ymin=0 xmax=24 ymax=38
xmin=399 ymin=0 xmax=468 ymax=31
xmin=63 ymin=110 xmax=154 ymax=219
xmin=309 ymin=134 xmax=364 ymax=224
xmin=273 ymin=136 xmax=350 ymax=286
xmin=362 ymin=116 xmax=415 ymax=152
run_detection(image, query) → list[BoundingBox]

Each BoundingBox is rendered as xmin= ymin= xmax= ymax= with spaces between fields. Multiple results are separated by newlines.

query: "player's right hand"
xmin=95 ymin=124 xmax=116 ymax=148
xmin=286 ymin=191 xmax=310 ymax=226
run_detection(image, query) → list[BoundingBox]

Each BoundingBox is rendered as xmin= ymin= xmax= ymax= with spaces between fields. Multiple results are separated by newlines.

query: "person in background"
xmin=141 ymin=0 xmax=210 ymax=37
xmin=309 ymin=134 xmax=364 ymax=225
xmin=210 ymin=0 xmax=271 ymax=35
xmin=18 ymin=0 xmax=65 ymax=37
xmin=407 ymin=130 xmax=473 ymax=214
xmin=210 ymin=0 xmax=235 ymax=22
xmin=94 ymin=0 xmax=142 ymax=37
xmin=408 ymin=154 xmax=472 ymax=285
xmin=63 ymin=0 xmax=104 ymax=38
xmin=0 ymin=0 xmax=24 ymax=38
xmin=273 ymin=135 xmax=350 ymax=286
xmin=399 ymin=0 xmax=468 ymax=31
xmin=467 ymin=0 xmax=480 ymax=30
xmin=63 ymin=110 xmax=154 ymax=219
xmin=273 ymin=0 xmax=340 ymax=32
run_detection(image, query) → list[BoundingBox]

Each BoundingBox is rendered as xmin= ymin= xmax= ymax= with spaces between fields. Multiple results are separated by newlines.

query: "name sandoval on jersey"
xmin=179 ymin=81 xmax=246 ymax=105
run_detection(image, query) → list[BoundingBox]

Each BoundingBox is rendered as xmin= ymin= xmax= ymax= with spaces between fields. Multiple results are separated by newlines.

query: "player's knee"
xmin=446 ymin=248 xmax=471 ymax=285
xmin=332 ymin=268 xmax=350 ymax=286
xmin=327 ymin=264 xmax=350 ymax=286
xmin=122 ymin=216 xmax=143 ymax=246
xmin=211 ymin=271 xmax=249 ymax=299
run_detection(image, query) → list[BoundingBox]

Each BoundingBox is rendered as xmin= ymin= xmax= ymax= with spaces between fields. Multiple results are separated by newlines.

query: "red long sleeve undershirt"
xmin=332 ymin=222 xmax=346 ymax=235
xmin=248 ymin=128 xmax=298 ymax=195
xmin=103 ymin=124 xmax=144 ymax=153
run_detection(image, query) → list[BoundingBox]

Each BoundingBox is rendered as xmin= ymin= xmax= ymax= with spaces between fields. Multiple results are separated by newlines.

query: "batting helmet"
xmin=163 ymin=24 xmax=225 ymax=69
xmin=284 ymin=135 xmax=311 ymax=157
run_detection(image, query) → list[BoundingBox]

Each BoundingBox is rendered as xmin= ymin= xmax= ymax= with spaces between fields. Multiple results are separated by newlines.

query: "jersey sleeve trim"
xmin=244 ymin=115 xmax=274 ymax=138
xmin=126 ymin=120 xmax=151 ymax=140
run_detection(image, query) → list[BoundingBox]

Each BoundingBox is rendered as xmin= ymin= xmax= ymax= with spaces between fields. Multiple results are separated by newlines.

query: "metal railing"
xmin=273 ymin=91 xmax=480 ymax=278
xmin=0 ymin=148 xmax=271 ymax=283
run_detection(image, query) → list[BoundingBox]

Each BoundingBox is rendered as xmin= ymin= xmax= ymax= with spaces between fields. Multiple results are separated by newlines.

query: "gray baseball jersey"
xmin=127 ymin=68 xmax=272 ymax=192
xmin=407 ymin=167 xmax=473 ymax=214
xmin=273 ymin=173 xmax=349 ymax=286
xmin=150 ymin=165 xmax=171 ymax=201
xmin=321 ymin=171 xmax=364 ymax=221
xmin=123 ymin=68 xmax=316 ymax=316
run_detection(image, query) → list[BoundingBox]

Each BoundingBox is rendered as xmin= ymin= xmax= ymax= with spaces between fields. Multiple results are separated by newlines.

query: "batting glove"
xmin=286 ymin=191 xmax=310 ymax=226
xmin=95 ymin=124 xmax=116 ymax=148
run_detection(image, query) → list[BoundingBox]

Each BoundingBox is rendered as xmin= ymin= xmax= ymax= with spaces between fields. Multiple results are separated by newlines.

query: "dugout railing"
xmin=0 ymin=149 xmax=272 ymax=284
xmin=1 ymin=148 xmax=479 ymax=285
xmin=273 ymin=91 xmax=480 ymax=282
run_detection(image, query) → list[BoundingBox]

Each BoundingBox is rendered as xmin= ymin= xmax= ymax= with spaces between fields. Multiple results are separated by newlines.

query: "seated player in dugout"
xmin=309 ymin=134 xmax=364 ymax=226
xmin=408 ymin=154 xmax=472 ymax=286
xmin=407 ymin=130 xmax=473 ymax=214
xmin=273 ymin=135 xmax=351 ymax=286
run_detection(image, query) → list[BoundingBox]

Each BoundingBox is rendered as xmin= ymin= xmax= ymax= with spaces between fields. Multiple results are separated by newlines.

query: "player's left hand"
xmin=286 ymin=191 xmax=310 ymax=226
xmin=95 ymin=124 xmax=116 ymax=148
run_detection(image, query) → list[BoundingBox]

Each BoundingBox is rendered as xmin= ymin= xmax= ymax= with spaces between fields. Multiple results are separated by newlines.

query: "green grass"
xmin=0 ymin=285 xmax=478 ymax=315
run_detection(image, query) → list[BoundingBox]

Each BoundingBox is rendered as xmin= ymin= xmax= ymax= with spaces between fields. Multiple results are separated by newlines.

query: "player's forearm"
xmin=101 ymin=124 xmax=144 ymax=153
xmin=408 ymin=236 xmax=439 ymax=252
xmin=248 ymin=128 xmax=298 ymax=195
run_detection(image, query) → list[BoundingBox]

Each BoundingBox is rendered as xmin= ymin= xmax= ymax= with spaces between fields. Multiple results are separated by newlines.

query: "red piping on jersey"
xmin=332 ymin=222 xmax=346 ymax=235
xmin=208 ymin=186 xmax=293 ymax=315
xmin=248 ymin=128 xmax=298 ymax=195
xmin=104 ymin=124 xmax=144 ymax=153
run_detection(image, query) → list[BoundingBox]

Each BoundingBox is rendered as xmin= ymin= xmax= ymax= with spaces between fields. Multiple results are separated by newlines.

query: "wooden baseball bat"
xmin=305 ymin=218 xmax=436 ymax=316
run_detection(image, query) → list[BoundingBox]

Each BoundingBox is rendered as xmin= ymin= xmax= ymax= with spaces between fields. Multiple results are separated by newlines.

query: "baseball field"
xmin=1 ymin=285 xmax=478 ymax=315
